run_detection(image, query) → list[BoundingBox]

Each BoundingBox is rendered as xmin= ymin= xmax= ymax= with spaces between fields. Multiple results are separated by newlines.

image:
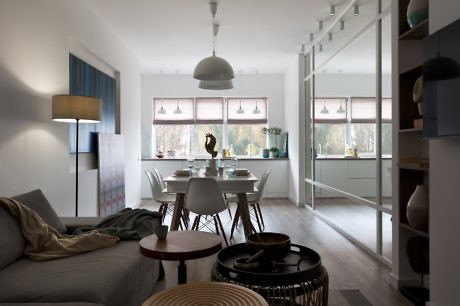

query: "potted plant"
xmin=269 ymin=147 xmax=279 ymax=158
xmin=262 ymin=127 xmax=282 ymax=148
xmin=262 ymin=148 xmax=270 ymax=158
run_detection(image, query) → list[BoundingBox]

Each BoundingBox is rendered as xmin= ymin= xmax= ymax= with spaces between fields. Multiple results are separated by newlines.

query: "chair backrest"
xmin=184 ymin=178 xmax=227 ymax=215
xmin=145 ymin=170 xmax=171 ymax=203
xmin=152 ymin=168 xmax=167 ymax=190
xmin=253 ymin=168 xmax=272 ymax=203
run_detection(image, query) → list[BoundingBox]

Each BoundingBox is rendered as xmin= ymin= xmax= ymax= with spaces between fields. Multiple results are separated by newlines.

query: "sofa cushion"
xmin=0 ymin=241 xmax=159 ymax=306
xmin=0 ymin=207 xmax=26 ymax=270
xmin=13 ymin=189 xmax=67 ymax=233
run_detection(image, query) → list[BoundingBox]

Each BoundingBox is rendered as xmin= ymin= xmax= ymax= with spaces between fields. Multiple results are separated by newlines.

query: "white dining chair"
xmin=145 ymin=169 xmax=188 ymax=229
xmin=184 ymin=177 xmax=229 ymax=246
xmin=228 ymin=168 xmax=272 ymax=239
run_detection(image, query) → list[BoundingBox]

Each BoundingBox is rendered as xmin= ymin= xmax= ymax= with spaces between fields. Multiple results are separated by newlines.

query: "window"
xmin=314 ymin=98 xmax=347 ymax=156
xmin=152 ymin=97 xmax=268 ymax=157
xmin=314 ymin=97 xmax=392 ymax=157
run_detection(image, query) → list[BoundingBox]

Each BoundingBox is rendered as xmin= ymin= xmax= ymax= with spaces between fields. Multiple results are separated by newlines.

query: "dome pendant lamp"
xmin=193 ymin=2 xmax=234 ymax=83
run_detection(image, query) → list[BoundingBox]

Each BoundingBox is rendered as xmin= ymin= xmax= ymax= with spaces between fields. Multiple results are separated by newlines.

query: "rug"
xmin=329 ymin=289 xmax=373 ymax=306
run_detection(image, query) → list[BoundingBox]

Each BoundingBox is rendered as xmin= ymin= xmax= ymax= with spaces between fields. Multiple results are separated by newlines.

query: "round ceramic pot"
xmin=406 ymin=185 xmax=428 ymax=230
xmin=407 ymin=0 xmax=428 ymax=28
xmin=270 ymin=151 xmax=279 ymax=158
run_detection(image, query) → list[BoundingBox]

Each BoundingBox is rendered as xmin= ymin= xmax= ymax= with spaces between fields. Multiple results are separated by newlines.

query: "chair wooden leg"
xmin=230 ymin=205 xmax=241 ymax=240
xmin=252 ymin=204 xmax=263 ymax=233
xmin=216 ymin=214 xmax=229 ymax=246
xmin=255 ymin=203 xmax=265 ymax=230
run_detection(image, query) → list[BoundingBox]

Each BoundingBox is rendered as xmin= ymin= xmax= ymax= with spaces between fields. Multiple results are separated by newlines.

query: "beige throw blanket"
xmin=0 ymin=197 xmax=119 ymax=261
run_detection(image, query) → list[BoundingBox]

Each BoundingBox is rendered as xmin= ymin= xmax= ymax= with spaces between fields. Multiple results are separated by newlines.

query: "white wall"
xmin=428 ymin=1 xmax=460 ymax=305
xmin=0 ymin=0 xmax=142 ymax=216
xmin=315 ymin=73 xmax=392 ymax=97
xmin=141 ymin=74 xmax=285 ymax=157
xmin=284 ymin=56 xmax=300 ymax=204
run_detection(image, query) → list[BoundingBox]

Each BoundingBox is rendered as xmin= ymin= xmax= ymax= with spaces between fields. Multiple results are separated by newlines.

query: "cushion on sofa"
xmin=0 ymin=241 xmax=160 ymax=306
xmin=12 ymin=189 xmax=67 ymax=233
xmin=0 ymin=207 xmax=26 ymax=270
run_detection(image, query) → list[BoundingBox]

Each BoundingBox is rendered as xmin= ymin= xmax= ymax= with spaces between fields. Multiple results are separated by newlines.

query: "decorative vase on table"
xmin=407 ymin=0 xmax=428 ymax=29
xmin=406 ymin=185 xmax=429 ymax=230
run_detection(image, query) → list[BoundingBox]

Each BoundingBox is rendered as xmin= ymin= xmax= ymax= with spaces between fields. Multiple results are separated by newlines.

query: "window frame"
xmin=152 ymin=97 xmax=268 ymax=157
xmin=314 ymin=96 xmax=392 ymax=157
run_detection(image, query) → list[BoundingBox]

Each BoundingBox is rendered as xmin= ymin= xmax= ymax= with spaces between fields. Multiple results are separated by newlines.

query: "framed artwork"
xmin=69 ymin=54 xmax=116 ymax=153
xmin=98 ymin=133 xmax=125 ymax=216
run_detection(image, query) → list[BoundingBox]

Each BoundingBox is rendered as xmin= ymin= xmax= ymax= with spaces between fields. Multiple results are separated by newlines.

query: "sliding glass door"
xmin=304 ymin=0 xmax=392 ymax=263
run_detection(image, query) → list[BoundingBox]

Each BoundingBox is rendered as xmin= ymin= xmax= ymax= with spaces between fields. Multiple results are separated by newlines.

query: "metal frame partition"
xmin=302 ymin=0 xmax=392 ymax=266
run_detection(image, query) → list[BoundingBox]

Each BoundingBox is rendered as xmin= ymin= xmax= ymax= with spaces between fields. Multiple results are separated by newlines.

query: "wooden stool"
xmin=142 ymin=281 xmax=268 ymax=306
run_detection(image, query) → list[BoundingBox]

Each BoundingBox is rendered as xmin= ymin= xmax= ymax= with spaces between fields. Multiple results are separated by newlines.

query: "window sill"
xmin=315 ymin=155 xmax=392 ymax=160
xmin=141 ymin=156 xmax=289 ymax=161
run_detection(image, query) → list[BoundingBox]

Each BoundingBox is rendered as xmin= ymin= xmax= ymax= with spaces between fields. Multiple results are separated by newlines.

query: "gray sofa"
xmin=0 ymin=190 xmax=161 ymax=306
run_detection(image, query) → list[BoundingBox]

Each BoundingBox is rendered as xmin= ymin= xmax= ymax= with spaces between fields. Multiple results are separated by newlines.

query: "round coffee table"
xmin=142 ymin=281 xmax=268 ymax=306
xmin=139 ymin=231 xmax=222 ymax=284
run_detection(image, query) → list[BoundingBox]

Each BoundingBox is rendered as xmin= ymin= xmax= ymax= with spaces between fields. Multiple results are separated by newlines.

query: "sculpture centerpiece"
xmin=205 ymin=133 xmax=218 ymax=176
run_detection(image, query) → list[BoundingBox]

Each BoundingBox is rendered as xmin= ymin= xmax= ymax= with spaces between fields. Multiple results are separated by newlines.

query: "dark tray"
xmin=216 ymin=243 xmax=321 ymax=286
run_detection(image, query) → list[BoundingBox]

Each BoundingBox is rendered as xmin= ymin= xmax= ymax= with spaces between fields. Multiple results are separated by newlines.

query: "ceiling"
xmin=88 ymin=0 xmax=391 ymax=74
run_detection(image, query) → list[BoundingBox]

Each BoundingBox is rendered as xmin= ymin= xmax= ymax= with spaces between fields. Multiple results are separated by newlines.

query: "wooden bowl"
xmin=246 ymin=232 xmax=291 ymax=262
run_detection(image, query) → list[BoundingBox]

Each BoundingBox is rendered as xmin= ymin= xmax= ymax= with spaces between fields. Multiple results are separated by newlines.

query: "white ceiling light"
xmin=354 ymin=5 xmax=360 ymax=16
xmin=193 ymin=2 xmax=234 ymax=82
xmin=253 ymin=100 xmax=261 ymax=114
xmin=158 ymin=99 xmax=166 ymax=114
xmin=253 ymin=70 xmax=261 ymax=114
xmin=330 ymin=5 xmax=336 ymax=16
xmin=237 ymin=100 xmax=245 ymax=114
xmin=320 ymin=101 xmax=329 ymax=114
xmin=173 ymin=100 xmax=182 ymax=114
xmin=337 ymin=101 xmax=346 ymax=114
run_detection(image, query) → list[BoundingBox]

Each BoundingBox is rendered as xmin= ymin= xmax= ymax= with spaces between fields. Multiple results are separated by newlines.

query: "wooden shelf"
xmin=400 ymin=222 xmax=429 ymax=238
xmin=398 ymin=163 xmax=429 ymax=171
xmin=399 ymin=128 xmax=422 ymax=133
xmin=399 ymin=19 xmax=429 ymax=40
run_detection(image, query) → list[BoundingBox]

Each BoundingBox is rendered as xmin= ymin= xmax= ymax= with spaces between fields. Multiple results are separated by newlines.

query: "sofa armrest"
xmin=60 ymin=217 xmax=104 ymax=233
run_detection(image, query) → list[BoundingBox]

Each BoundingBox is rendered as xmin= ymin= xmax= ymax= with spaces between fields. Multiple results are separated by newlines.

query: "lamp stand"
xmin=75 ymin=119 xmax=80 ymax=217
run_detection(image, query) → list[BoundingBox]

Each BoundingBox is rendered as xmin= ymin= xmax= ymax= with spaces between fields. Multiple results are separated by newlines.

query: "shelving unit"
xmin=393 ymin=0 xmax=430 ymax=304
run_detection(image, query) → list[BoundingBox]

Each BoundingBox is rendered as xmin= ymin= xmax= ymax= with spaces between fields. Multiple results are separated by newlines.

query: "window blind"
xmin=227 ymin=98 xmax=268 ymax=124
xmin=314 ymin=98 xmax=347 ymax=123
xmin=351 ymin=97 xmax=392 ymax=123
xmin=153 ymin=98 xmax=194 ymax=124
xmin=195 ymin=97 xmax=224 ymax=124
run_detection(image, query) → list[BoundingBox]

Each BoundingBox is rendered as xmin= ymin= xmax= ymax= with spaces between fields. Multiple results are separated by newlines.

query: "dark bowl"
xmin=246 ymin=232 xmax=291 ymax=262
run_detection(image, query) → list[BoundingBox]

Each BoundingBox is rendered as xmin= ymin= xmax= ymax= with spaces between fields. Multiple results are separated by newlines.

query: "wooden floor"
xmin=140 ymin=198 xmax=410 ymax=306
xmin=314 ymin=198 xmax=393 ymax=259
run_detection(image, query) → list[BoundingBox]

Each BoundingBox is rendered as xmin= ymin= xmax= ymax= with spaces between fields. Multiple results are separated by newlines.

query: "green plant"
xmin=261 ymin=127 xmax=282 ymax=135
xmin=270 ymin=147 xmax=279 ymax=152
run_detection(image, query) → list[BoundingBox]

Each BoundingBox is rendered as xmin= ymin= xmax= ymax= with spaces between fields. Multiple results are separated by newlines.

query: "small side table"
xmin=139 ymin=231 xmax=222 ymax=284
xmin=142 ymin=281 xmax=268 ymax=306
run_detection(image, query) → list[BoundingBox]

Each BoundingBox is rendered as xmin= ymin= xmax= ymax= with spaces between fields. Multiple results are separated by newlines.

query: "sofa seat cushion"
xmin=0 ymin=241 xmax=159 ymax=306
xmin=12 ymin=190 xmax=67 ymax=234
xmin=0 ymin=207 xmax=25 ymax=270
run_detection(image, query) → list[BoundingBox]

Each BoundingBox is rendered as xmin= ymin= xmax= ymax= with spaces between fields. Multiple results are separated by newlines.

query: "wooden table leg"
xmin=237 ymin=192 xmax=252 ymax=238
xmin=170 ymin=193 xmax=185 ymax=231
xmin=178 ymin=259 xmax=187 ymax=284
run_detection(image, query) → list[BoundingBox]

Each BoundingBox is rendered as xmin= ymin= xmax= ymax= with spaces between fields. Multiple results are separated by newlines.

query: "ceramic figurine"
xmin=205 ymin=133 xmax=218 ymax=159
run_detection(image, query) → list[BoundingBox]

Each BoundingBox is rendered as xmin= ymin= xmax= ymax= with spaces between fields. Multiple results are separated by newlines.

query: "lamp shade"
xmin=423 ymin=56 xmax=460 ymax=81
xmin=199 ymin=79 xmax=233 ymax=90
xmin=52 ymin=95 xmax=101 ymax=123
xmin=193 ymin=54 xmax=235 ymax=81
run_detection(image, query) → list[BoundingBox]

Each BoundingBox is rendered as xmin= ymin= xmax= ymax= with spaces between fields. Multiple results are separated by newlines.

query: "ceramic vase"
xmin=407 ymin=0 xmax=428 ymax=28
xmin=406 ymin=185 xmax=428 ymax=230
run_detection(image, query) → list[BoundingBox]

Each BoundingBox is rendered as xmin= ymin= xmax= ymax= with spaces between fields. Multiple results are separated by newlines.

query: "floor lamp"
xmin=52 ymin=95 xmax=101 ymax=217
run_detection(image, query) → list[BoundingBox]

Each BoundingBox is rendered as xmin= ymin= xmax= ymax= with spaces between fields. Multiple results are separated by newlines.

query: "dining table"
xmin=163 ymin=169 xmax=259 ymax=238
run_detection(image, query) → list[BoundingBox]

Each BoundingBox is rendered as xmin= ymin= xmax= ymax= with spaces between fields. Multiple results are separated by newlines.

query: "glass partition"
xmin=307 ymin=0 xmax=392 ymax=263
